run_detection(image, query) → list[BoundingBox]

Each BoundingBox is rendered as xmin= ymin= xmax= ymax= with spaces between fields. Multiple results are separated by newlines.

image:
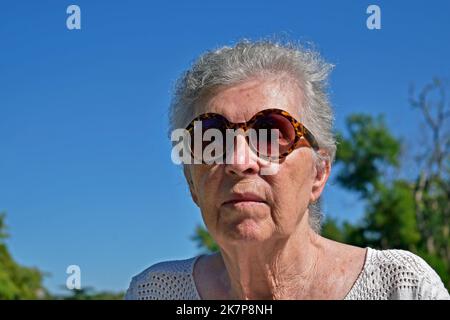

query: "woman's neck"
xmin=218 ymin=225 xmax=325 ymax=300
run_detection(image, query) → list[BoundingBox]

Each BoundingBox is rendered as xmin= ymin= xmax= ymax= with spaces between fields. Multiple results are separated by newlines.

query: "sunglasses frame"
xmin=185 ymin=108 xmax=319 ymax=161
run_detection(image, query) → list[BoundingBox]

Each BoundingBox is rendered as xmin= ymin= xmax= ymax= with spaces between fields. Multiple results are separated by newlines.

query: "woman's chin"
xmin=224 ymin=218 xmax=270 ymax=243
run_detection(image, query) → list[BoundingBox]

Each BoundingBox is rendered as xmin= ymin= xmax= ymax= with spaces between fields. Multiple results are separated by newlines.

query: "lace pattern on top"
xmin=125 ymin=248 xmax=450 ymax=300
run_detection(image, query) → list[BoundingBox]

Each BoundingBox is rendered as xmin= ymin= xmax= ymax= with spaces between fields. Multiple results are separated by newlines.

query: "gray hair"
xmin=169 ymin=39 xmax=336 ymax=232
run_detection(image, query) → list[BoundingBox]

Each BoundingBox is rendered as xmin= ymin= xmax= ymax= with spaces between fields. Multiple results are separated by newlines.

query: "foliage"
xmin=192 ymin=225 xmax=219 ymax=253
xmin=0 ymin=213 xmax=49 ymax=299
xmin=60 ymin=287 xmax=125 ymax=300
xmin=323 ymin=78 xmax=450 ymax=288
xmin=0 ymin=213 xmax=125 ymax=300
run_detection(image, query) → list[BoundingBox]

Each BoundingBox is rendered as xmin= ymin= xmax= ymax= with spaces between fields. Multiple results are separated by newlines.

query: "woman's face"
xmin=186 ymin=76 xmax=330 ymax=247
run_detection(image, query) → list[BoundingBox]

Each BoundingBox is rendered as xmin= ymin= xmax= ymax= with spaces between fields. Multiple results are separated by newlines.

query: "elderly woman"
xmin=126 ymin=40 xmax=449 ymax=300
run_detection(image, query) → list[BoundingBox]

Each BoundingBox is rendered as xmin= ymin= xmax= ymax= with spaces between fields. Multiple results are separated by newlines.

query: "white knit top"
xmin=125 ymin=248 xmax=450 ymax=300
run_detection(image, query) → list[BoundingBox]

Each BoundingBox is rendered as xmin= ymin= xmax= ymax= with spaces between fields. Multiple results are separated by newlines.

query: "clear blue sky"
xmin=0 ymin=0 xmax=449 ymax=294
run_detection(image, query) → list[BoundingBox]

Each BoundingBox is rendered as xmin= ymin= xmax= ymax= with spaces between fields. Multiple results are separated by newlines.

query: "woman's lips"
xmin=222 ymin=193 xmax=267 ymax=207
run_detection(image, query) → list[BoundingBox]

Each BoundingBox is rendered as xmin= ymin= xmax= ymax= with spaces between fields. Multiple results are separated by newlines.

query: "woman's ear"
xmin=183 ymin=166 xmax=199 ymax=207
xmin=310 ymin=155 xmax=331 ymax=203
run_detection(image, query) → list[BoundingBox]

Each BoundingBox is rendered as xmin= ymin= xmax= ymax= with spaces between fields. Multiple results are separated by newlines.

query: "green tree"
xmin=335 ymin=114 xmax=401 ymax=198
xmin=0 ymin=212 xmax=126 ymax=300
xmin=324 ymin=78 xmax=450 ymax=288
xmin=61 ymin=287 xmax=125 ymax=300
xmin=331 ymin=113 xmax=421 ymax=250
xmin=192 ymin=225 xmax=219 ymax=253
xmin=0 ymin=212 xmax=49 ymax=299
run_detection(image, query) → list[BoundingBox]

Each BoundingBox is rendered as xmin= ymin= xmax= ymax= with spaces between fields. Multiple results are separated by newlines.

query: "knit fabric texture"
xmin=125 ymin=248 xmax=450 ymax=300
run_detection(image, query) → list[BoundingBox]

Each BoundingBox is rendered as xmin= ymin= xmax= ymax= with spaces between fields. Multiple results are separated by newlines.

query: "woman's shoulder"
xmin=124 ymin=256 xmax=201 ymax=300
xmin=347 ymin=248 xmax=449 ymax=300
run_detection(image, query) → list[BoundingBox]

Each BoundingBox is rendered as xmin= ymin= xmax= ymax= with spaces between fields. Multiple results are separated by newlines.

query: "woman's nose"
xmin=224 ymin=133 xmax=260 ymax=176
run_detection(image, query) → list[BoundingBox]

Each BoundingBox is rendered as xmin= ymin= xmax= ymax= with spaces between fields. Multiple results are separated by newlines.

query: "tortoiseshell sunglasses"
xmin=185 ymin=108 xmax=319 ymax=162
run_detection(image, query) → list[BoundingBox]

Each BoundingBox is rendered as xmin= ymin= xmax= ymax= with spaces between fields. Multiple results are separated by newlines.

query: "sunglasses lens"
xmin=190 ymin=116 xmax=228 ymax=162
xmin=252 ymin=113 xmax=296 ymax=158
